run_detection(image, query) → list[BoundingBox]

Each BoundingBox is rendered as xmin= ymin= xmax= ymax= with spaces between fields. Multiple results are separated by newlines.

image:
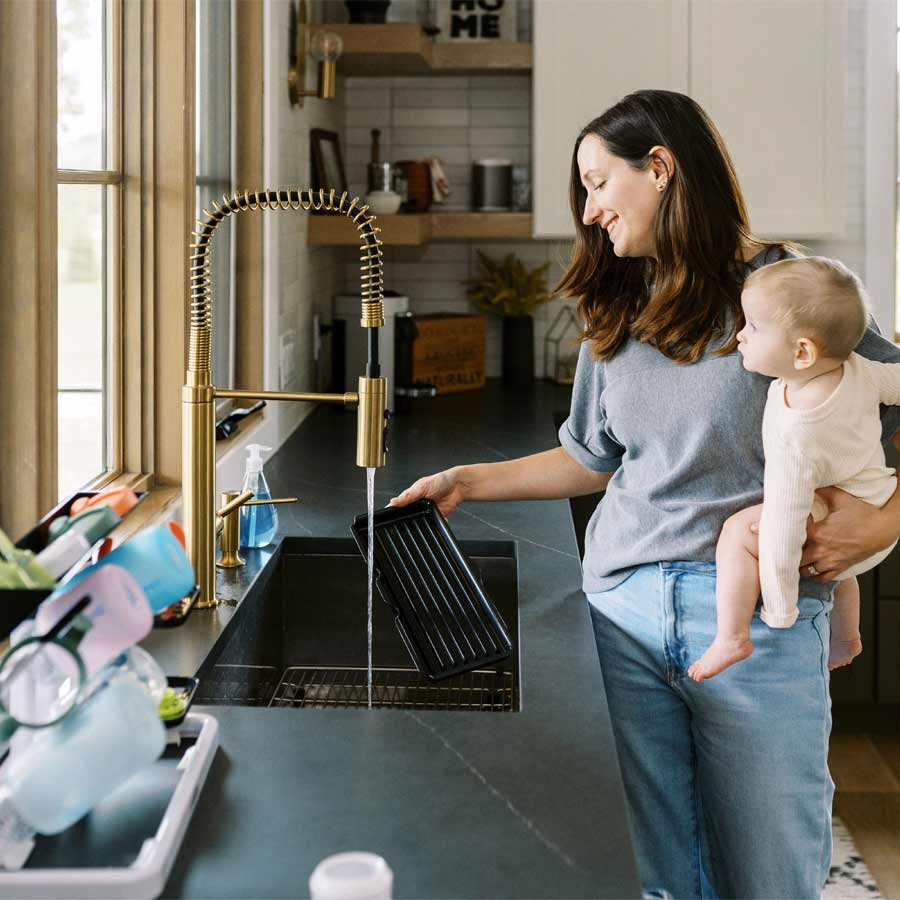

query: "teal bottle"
xmin=239 ymin=444 xmax=278 ymax=548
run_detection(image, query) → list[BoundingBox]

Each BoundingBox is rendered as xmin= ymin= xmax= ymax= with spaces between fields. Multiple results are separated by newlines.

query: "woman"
xmin=388 ymin=90 xmax=900 ymax=898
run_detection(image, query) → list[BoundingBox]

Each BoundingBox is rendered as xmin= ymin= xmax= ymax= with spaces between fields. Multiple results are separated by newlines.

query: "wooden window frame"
xmin=110 ymin=0 xmax=265 ymax=504
xmin=0 ymin=1 xmax=59 ymax=540
xmin=1 ymin=0 xmax=265 ymax=539
xmin=65 ymin=0 xmax=198 ymax=493
xmin=0 ymin=0 xmax=200 ymax=538
xmin=57 ymin=0 xmax=123 ymax=496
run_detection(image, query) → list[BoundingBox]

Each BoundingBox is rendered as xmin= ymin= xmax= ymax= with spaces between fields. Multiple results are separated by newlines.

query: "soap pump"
xmin=239 ymin=444 xmax=278 ymax=548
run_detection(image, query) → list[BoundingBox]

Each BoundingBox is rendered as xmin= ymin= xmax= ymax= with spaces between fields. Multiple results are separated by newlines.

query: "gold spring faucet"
xmin=183 ymin=188 xmax=388 ymax=609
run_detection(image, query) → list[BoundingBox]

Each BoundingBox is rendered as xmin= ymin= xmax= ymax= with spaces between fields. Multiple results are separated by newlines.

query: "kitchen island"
xmin=144 ymin=380 xmax=643 ymax=899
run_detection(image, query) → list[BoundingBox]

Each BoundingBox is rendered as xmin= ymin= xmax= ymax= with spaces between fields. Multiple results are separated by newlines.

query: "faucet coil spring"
xmin=189 ymin=188 xmax=385 ymax=379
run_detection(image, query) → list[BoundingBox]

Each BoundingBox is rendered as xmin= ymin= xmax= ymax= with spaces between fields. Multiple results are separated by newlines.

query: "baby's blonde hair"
xmin=743 ymin=256 xmax=871 ymax=360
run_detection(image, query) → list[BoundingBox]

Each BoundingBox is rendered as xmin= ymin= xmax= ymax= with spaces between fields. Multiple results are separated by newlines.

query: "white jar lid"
xmin=474 ymin=158 xmax=512 ymax=166
xmin=309 ymin=852 xmax=393 ymax=900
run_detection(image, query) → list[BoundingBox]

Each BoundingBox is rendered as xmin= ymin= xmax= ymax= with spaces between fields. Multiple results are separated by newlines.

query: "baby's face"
xmin=736 ymin=285 xmax=797 ymax=377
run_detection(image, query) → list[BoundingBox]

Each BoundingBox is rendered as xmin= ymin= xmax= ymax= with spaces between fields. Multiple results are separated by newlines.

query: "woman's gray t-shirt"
xmin=559 ymin=245 xmax=900 ymax=598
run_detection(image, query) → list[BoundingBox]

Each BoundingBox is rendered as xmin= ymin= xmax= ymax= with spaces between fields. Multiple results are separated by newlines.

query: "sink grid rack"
xmin=195 ymin=664 xmax=517 ymax=712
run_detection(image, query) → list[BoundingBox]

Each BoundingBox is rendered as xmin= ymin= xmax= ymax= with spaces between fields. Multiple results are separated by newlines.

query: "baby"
xmin=688 ymin=256 xmax=900 ymax=682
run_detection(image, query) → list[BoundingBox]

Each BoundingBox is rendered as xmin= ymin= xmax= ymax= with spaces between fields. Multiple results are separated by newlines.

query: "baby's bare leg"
xmin=688 ymin=506 xmax=763 ymax=682
xmin=829 ymin=576 xmax=863 ymax=670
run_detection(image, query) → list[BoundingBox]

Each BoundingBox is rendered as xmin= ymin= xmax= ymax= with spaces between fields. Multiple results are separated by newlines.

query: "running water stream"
xmin=366 ymin=467 xmax=376 ymax=709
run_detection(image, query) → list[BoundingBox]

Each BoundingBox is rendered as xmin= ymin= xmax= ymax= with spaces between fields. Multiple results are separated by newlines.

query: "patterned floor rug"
xmin=824 ymin=817 xmax=882 ymax=899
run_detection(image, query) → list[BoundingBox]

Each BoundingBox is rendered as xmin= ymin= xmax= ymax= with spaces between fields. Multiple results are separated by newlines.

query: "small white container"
xmin=309 ymin=852 xmax=393 ymax=900
xmin=363 ymin=191 xmax=402 ymax=215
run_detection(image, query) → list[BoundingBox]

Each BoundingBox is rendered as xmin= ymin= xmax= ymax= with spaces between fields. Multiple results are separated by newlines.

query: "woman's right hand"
xmin=388 ymin=466 xmax=468 ymax=518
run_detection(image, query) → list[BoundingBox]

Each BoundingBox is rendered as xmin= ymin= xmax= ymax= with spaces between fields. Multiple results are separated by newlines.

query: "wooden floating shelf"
xmin=307 ymin=212 xmax=533 ymax=246
xmin=309 ymin=24 xmax=532 ymax=76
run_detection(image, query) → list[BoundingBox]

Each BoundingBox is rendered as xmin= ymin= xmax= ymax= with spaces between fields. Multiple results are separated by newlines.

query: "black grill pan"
xmin=351 ymin=498 xmax=512 ymax=681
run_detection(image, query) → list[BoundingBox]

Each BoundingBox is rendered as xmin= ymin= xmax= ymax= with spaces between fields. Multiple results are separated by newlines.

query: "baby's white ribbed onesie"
xmin=758 ymin=352 xmax=900 ymax=627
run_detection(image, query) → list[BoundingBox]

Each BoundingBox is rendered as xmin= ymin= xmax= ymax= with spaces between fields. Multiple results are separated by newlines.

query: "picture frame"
xmin=310 ymin=128 xmax=348 ymax=196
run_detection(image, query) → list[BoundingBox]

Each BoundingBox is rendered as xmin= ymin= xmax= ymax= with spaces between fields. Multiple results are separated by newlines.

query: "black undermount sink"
xmin=195 ymin=537 xmax=521 ymax=712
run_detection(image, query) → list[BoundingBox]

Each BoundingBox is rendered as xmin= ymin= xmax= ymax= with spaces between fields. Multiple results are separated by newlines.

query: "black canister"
xmin=345 ymin=0 xmax=391 ymax=24
xmin=393 ymin=311 xmax=436 ymax=414
xmin=472 ymin=158 xmax=513 ymax=211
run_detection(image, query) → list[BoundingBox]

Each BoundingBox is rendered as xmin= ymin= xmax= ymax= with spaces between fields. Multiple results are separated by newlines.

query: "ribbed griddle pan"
xmin=350 ymin=499 xmax=511 ymax=681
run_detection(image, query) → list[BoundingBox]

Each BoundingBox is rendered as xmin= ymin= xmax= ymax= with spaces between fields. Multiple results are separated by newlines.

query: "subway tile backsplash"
xmin=342 ymin=73 xmax=531 ymax=209
xmin=340 ymin=71 xmax=558 ymax=379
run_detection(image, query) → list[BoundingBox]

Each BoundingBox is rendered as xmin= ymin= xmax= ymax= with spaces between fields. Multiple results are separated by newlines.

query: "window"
xmin=196 ymin=0 xmax=237 ymax=394
xmin=56 ymin=0 xmax=120 ymax=499
xmin=1 ymin=0 xmax=232 ymax=539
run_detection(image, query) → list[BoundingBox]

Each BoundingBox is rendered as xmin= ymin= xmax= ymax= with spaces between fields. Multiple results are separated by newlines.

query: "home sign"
xmin=435 ymin=0 xmax=517 ymax=41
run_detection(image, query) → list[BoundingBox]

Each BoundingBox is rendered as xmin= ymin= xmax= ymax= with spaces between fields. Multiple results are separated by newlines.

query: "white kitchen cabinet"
xmin=690 ymin=0 xmax=847 ymax=239
xmin=533 ymin=0 xmax=847 ymax=240
xmin=533 ymin=0 xmax=689 ymax=238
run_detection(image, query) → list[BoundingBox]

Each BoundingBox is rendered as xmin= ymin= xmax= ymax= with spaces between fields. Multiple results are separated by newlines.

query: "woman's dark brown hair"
xmin=553 ymin=89 xmax=805 ymax=364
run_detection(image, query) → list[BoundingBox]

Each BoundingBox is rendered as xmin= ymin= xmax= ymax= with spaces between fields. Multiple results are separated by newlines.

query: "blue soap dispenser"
xmin=239 ymin=444 xmax=278 ymax=548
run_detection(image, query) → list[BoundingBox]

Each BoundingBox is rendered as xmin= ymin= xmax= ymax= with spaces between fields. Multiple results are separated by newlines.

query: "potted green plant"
xmin=465 ymin=251 xmax=551 ymax=386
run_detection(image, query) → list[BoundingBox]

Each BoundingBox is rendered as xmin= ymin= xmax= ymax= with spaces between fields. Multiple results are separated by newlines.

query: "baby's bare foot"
xmin=688 ymin=636 xmax=753 ymax=682
xmin=828 ymin=635 xmax=862 ymax=670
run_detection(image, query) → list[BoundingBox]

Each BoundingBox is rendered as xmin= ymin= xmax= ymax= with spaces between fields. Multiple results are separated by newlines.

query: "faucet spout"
xmin=182 ymin=188 xmax=389 ymax=609
xmin=356 ymin=376 xmax=387 ymax=468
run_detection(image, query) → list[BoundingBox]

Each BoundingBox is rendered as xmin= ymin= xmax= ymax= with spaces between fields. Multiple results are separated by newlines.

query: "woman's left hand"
xmin=750 ymin=486 xmax=896 ymax=582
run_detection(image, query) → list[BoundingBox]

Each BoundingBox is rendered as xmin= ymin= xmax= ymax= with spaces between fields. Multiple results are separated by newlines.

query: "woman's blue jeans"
xmin=587 ymin=561 xmax=835 ymax=900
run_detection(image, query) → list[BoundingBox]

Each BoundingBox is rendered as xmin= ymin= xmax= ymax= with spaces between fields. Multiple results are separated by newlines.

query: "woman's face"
xmin=577 ymin=134 xmax=667 ymax=258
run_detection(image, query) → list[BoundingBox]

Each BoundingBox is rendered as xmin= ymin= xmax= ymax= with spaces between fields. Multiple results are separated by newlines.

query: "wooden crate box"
xmin=409 ymin=313 xmax=486 ymax=394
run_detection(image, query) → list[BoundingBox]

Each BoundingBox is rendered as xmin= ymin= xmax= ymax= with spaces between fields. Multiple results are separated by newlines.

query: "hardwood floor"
xmin=829 ymin=733 xmax=900 ymax=899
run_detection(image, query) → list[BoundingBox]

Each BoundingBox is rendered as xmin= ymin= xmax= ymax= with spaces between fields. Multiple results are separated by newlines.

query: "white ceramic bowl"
xmin=364 ymin=190 xmax=402 ymax=215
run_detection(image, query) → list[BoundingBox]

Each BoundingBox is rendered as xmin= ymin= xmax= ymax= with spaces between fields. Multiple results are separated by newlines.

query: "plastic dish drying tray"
xmin=0 ymin=712 xmax=219 ymax=900
xmin=351 ymin=498 xmax=512 ymax=681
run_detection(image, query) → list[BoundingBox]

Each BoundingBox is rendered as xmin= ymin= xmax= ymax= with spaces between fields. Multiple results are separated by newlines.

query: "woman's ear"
xmin=648 ymin=145 xmax=676 ymax=181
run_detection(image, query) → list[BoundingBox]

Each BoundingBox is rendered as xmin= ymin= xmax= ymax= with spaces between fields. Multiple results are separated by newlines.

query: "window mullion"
xmin=57 ymin=170 xmax=121 ymax=184
xmin=108 ymin=0 xmax=124 ymax=480
xmin=120 ymin=0 xmax=153 ymax=480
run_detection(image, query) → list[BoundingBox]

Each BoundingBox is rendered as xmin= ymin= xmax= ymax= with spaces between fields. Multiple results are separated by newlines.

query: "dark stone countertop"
xmin=144 ymin=380 xmax=642 ymax=900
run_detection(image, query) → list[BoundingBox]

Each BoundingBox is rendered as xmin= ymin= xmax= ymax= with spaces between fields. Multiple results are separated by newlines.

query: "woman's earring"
xmin=658 ymin=180 xmax=667 ymax=192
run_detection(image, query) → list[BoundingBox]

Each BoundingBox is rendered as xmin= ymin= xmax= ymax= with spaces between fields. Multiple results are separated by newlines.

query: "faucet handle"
xmin=216 ymin=490 xmax=255 ymax=521
xmin=216 ymin=493 xmax=298 ymax=570
xmin=216 ymin=490 xmax=253 ymax=569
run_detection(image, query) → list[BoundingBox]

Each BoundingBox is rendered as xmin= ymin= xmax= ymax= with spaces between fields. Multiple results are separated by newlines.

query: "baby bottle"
xmin=0 ymin=565 xmax=155 ymax=745
xmin=49 ymin=525 xmax=195 ymax=614
xmin=0 ymin=653 xmax=166 ymax=868
xmin=239 ymin=444 xmax=278 ymax=548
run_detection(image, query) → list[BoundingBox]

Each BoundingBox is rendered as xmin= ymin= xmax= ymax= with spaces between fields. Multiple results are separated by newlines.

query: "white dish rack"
xmin=0 ymin=712 xmax=219 ymax=900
